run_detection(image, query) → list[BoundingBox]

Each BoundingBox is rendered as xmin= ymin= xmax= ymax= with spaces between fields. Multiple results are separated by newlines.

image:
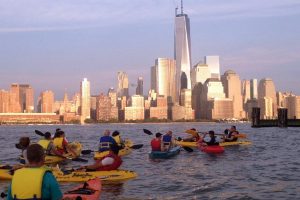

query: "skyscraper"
xmin=117 ymin=71 xmax=129 ymax=98
xmin=80 ymin=78 xmax=91 ymax=121
xmin=258 ymin=78 xmax=277 ymax=119
xmin=151 ymin=58 xmax=177 ymax=104
xmin=250 ymin=79 xmax=258 ymax=99
xmin=136 ymin=77 xmax=143 ymax=96
xmin=175 ymin=1 xmax=192 ymax=102
xmin=10 ymin=83 xmax=34 ymax=113
xmin=38 ymin=90 xmax=54 ymax=113
xmin=204 ymin=56 xmax=220 ymax=79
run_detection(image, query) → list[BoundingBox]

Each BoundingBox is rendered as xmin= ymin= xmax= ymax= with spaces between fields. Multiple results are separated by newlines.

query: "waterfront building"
xmin=80 ymin=78 xmax=91 ymax=121
xmin=124 ymin=95 xmax=144 ymax=121
xmin=96 ymin=93 xmax=118 ymax=121
xmin=242 ymin=80 xmax=251 ymax=104
xmin=150 ymin=95 xmax=168 ymax=120
xmin=206 ymin=98 xmax=234 ymax=120
xmin=221 ymin=70 xmax=245 ymax=119
xmin=171 ymin=105 xmax=194 ymax=121
xmin=117 ymin=71 xmax=129 ymax=98
xmin=286 ymin=95 xmax=300 ymax=119
xmin=250 ymin=79 xmax=258 ymax=99
xmin=10 ymin=83 xmax=34 ymax=113
xmin=191 ymin=63 xmax=210 ymax=88
xmin=136 ymin=77 xmax=143 ymax=96
xmin=258 ymin=78 xmax=277 ymax=119
xmin=38 ymin=90 xmax=54 ymax=113
xmin=90 ymin=95 xmax=98 ymax=120
xmin=108 ymin=88 xmax=117 ymax=107
xmin=151 ymin=58 xmax=176 ymax=104
xmin=180 ymin=89 xmax=192 ymax=108
xmin=0 ymin=90 xmax=9 ymax=113
xmin=204 ymin=56 xmax=220 ymax=79
xmin=175 ymin=2 xmax=192 ymax=102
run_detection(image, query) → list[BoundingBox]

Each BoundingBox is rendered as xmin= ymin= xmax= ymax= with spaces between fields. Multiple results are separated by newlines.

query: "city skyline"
xmin=0 ymin=0 xmax=300 ymax=98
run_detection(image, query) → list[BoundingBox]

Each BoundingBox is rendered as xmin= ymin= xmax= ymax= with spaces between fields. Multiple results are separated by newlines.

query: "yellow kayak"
xmin=94 ymin=139 xmax=133 ymax=160
xmin=19 ymin=142 xmax=83 ymax=164
xmin=219 ymin=141 xmax=252 ymax=147
xmin=0 ymin=168 xmax=137 ymax=182
xmin=175 ymin=140 xmax=252 ymax=147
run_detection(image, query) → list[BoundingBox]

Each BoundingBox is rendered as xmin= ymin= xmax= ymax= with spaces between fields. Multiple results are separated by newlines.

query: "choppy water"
xmin=0 ymin=123 xmax=300 ymax=200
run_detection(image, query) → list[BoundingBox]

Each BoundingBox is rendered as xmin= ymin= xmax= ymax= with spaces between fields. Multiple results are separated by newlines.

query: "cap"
xmin=155 ymin=132 xmax=162 ymax=138
xmin=112 ymin=131 xmax=120 ymax=137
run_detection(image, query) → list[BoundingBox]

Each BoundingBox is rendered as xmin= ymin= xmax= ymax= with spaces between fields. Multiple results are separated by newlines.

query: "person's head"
xmin=208 ymin=130 xmax=215 ymax=137
xmin=56 ymin=128 xmax=61 ymax=133
xmin=110 ymin=144 xmax=120 ymax=155
xmin=191 ymin=128 xmax=196 ymax=131
xmin=44 ymin=132 xmax=51 ymax=140
xmin=16 ymin=137 xmax=30 ymax=150
xmin=104 ymin=130 xmax=110 ymax=136
xmin=230 ymin=126 xmax=236 ymax=131
xmin=224 ymin=129 xmax=229 ymax=135
xmin=112 ymin=131 xmax=120 ymax=137
xmin=26 ymin=144 xmax=45 ymax=165
xmin=166 ymin=131 xmax=172 ymax=135
xmin=155 ymin=132 xmax=162 ymax=138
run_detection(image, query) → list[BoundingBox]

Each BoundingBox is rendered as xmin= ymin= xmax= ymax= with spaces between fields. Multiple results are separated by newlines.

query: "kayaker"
xmin=78 ymin=144 xmax=122 ymax=171
xmin=99 ymin=130 xmax=117 ymax=152
xmin=183 ymin=128 xmax=200 ymax=142
xmin=7 ymin=144 xmax=62 ymax=200
xmin=53 ymin=130 xmax=77 ymax=156
xmin=224 ymin=126 xmax=239 ymax=142
xmin=162 ymin=131 xmax=174 ymax=151
xmin=38 ymin=132 xmax=63 ymax=157
xmin=15 ymin=137 xmax=30 ymax=164
xmin=200 ymin=130 xmax=219 ymax=146
xmin=151 ymin=132 xmax=163 ymax=151
xmin=112 ymin=130 xmax=125 ymax=148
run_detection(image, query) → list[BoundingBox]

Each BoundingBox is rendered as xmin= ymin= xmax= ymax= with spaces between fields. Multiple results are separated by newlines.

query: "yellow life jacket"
xmin=113 ymin=135 xmax=121 ymax=145
xmin=11 ymin=167 xmax=49 ymax=199
xmin=53 ymin=137 xmax=64 ymax=149
xmin=38 ymin=139 xmax=50 ymax=150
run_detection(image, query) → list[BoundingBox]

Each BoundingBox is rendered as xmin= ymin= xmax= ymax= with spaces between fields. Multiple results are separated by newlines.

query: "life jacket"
xmin=38 ymin=139 xmax=50 ymax=150
xmin=113 ymin=135 xmax=121 ymax=145
xmin=53 ymin=137 xmax=64 ymax=150
xmin=99 ymin=136 xmax=114 ymax=152
xmin=11 ymin=167 xmax=50 ymax=200
xmin=228 ymin=131 xmax=239 ymax=141
xmin=206 ymin=136 xmax=219 ymax=146
xmin=151 ymin=139 xmax=161 ymax=151
xmin=162 ymin=135 xmax=172 ymax=146
xmin=97 ymin=153 xmax=122 ymax=171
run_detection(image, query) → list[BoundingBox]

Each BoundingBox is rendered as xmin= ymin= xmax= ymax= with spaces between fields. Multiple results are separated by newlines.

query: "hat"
xmin=15 ymin=137 xmax=30 ymax=149
xmin=208 ymin=130 xmax=215 ymax=135
xmin=44 ymin=132 xmax=51 ymax=139
xmin=155 ymin=132 xmax=162 ymax=138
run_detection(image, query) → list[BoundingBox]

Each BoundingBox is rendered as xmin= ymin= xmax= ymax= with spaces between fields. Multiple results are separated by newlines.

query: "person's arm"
xmin=78 ymin=158 xmax=114 ymax=171
xmin=44 ymin=172 xmax=63 ymax=200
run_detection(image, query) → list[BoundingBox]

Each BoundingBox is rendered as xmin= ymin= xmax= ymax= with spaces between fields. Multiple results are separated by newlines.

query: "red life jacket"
xmin=151 ymin=139 xmax=161 ymax=151
xmin=97 ymin=153 xmax=122 ymax=171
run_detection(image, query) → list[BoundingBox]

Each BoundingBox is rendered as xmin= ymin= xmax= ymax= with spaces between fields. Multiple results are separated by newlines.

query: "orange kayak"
xmin=63 ymin=178 xmax=101 ymax=200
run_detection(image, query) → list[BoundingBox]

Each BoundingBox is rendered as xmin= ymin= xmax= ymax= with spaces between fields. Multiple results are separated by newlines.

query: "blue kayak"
xmin=149 ymin=146 xmax=181 ymax=159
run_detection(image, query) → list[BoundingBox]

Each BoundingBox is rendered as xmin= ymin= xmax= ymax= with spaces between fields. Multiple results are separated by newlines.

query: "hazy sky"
xmin=1 ymin=0 xmax=300 ymax=100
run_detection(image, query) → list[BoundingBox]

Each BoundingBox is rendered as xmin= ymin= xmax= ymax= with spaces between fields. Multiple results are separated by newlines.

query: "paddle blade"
xmin=1 ymin=192 xmax=7 ymax=198
xmin=143 ymin=129 xmax=153 ymax=135
xmin=81 ymin=150 xmax=94 ymax=155
xmin=183 ymin=146 xmax=193 ymax=152
xmin=236 ymin=134 xmax=247 ymax=138
xmin=35 ymin=130 xmax=45 ymax=137
xmin=71 ymin=157 xmax=88 ymax=162
xmin=130 ymin=144 xmax=143 ymax=149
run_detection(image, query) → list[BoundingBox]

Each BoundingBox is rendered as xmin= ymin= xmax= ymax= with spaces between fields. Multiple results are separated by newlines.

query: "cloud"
xmin=0 ymin=0 xmax=300 ymax=33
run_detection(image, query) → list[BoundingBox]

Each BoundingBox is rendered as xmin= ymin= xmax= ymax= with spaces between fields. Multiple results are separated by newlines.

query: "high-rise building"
xmin=250 ymin=79 xmax=258 ymax=99
xmin=0 ymin=90 xmax=9 ymax=113
xmin=90 ymin=95 xmax=98 ymax=120
xmin=191 ymin=63 xmax=211 ymax=87
xmin=125 ymin=95 xmax=144 ymax=121
xmin=10 ymin=84 xmax=34 ymax=113
xmin=38 ymin=90 xmax=54 ymax=113
xmin=221 ymin=70 xmax=244 ymax=119
xmin=108 ymin=88 xmax=117 ymax=107
xmin=175 ymin=2 xmax=192 ymax=102
xmin=96 ymin=93 xmax=118 ymax=122
xmin=258 ymin=78 xmax=277 ymax=119
xmin=117 ymin=72 xmax=129 ymax=98
xmin=204 ymin=56 xmax=220 ymax=79
xmin=151 ymin=58 xmax=177 ymax=104
xmin=286 ymin=95 xmax=300 ymax=119
xmin=136 ymin=77 xmax=143 ymax=96
xmin=80 ymin=78 xmax=91 ymax=121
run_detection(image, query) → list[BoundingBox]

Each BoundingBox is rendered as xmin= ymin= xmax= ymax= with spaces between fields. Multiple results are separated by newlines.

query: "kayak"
xmin=198 ymin=144 xmax=224 ymax=154
xmin=63 ymin=178 xmax=101 ymax=200
xmin=0 ymin=168 xmax=137 ymax=182
xmin=19 ymin=142 xmax=82 ymax=164
xmin=219 ymin=141 xmax=252 ymax=147
xmin=94 ymin=139 xmax=133 ymax=160
xmin=176 ymin=140 xmax=252 ymax=148
xmin=149 ymin=146 xmax=181 ymax=159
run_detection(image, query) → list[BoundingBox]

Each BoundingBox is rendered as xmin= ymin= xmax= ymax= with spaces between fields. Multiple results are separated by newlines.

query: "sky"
xmin=0 ymin=0 xmax=300 ymax=100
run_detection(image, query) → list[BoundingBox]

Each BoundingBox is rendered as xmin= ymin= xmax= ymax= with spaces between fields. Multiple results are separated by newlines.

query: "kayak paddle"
xmin=81 ymin=144 xmax=144 ymax=155
xmin=143 ymin=129 xmax=153 ymax=135
xmin=182 ymin=146 xmax=193 ymax=152
xmin=70 ymin=157 xmax=88 ymax=163
xmin=1 ymin=192 xmax=7 ymax=198
xmin=35 ymin=130 xmax=45 ymax=137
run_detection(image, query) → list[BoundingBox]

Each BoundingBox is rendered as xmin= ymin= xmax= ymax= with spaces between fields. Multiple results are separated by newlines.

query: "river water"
xmin=0 ymin=123 xmax=299 ymax=200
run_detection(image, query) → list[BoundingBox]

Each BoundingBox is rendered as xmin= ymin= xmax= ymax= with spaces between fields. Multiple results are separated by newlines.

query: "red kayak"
xmin=198 ymin=143 xmax=224 ymax=154
xmin=63 ymin=178 xmax=101 ymax=200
